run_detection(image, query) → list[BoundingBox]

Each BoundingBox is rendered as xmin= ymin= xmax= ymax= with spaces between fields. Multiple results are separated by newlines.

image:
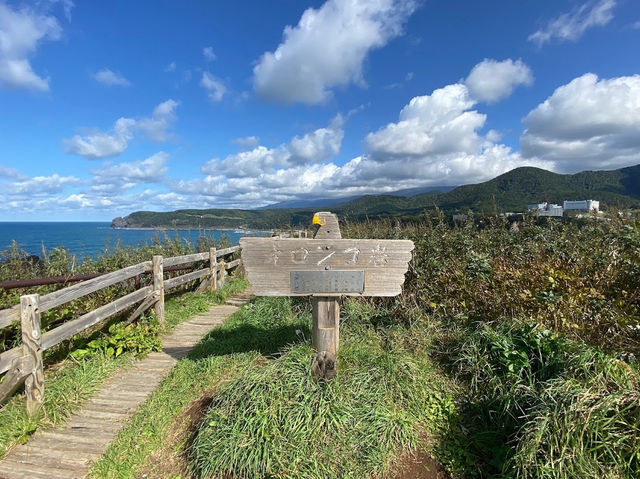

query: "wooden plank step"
xmin=225 ymin=299 xmax=248 ymax=306
xmin=66 ymin=415 xmax=123 ymax=429
xmin=38 ymin=430 xmax=115 ymax=445
xmin=0 ymin=462 xmax=77 ymax=479
xmin=5 ymin=450 xmax=89 ymax=470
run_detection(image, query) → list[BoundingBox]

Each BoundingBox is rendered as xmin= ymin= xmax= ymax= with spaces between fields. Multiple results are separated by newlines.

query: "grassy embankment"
xmin=0 ymin=233 xmax=246 ymax=457
xmin=89 ymin=215 xmax=639 ymax=479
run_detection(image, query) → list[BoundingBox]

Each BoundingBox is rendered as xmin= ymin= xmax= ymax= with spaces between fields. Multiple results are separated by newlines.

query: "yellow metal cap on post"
xmin=312 ymin=215 xmax=326 ymax=226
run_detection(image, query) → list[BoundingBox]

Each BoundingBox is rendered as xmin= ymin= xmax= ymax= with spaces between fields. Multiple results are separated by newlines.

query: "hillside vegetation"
xmin=89 ymin=214 xmax=639 ymax=479
xmin=112 ymin=164 xmax=640 ymax=229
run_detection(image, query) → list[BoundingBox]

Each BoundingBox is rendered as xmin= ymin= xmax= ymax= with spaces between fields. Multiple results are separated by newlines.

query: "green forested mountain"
xmin=112 ymin=164 xmax=640 ymax=229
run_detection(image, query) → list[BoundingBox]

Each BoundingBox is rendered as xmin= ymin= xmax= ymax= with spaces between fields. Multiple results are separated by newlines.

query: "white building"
xmin=538 ymin=205 xmax=564 ymax=217
xmin=528 ymin=202 xmax=547 ymax=211
xmin=528 ymin=202 xmax=563 ymax=217
xmin=563 ymin=200 xmax=600 ymax=212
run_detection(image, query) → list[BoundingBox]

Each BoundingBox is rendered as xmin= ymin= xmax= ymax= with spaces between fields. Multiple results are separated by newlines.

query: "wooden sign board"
xmin=239 ymin=238 xmax=414 ymax=297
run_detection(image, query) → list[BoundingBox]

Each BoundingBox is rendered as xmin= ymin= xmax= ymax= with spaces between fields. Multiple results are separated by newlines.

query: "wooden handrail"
xmin=0 ymin=262 xmax=151 ymax=329
xmin=0 ymin=246 xmax=243 ymax=412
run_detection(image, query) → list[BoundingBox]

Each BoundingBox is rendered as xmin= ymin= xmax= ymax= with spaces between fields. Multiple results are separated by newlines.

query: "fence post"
xmin=152 ymin=255 xmax=165 ymax=328
xmin=209 ymin=247 xmax=217 ymax=291
xmin=21 ymin=294 xmax=43 ymax=416
xmin=218 ymin=260 xmax=227 ymax=288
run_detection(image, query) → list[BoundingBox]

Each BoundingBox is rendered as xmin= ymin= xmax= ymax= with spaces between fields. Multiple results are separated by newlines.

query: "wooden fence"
xmin=0 ymin=245 xmax=241 ymax=415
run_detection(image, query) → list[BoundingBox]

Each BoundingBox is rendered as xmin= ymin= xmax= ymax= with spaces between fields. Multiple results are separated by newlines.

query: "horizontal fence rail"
xmin=0 ymin=245 xmax=241 ymax=413
xmin=0 ymin=263 xmax=217 ymax=290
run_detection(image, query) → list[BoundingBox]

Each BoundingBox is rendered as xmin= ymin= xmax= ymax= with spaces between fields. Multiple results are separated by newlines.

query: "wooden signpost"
xmin=240 ymin=212 xmax=414 ymax=380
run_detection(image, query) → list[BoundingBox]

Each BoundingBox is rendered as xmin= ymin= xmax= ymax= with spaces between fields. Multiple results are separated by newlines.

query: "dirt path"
xmin=0 ymin=296 xmax=249 ymax=479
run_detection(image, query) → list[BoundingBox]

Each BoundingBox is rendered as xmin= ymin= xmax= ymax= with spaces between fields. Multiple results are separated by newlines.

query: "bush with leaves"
xmin=70 ymin=314 xmax=161 ymax=361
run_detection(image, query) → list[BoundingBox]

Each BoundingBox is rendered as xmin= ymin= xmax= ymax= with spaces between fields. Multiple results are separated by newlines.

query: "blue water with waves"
xmin=0 ymin=222 xmax=256 ymax=260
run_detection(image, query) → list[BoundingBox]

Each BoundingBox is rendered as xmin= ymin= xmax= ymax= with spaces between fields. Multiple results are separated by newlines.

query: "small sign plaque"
xmin=290 ymin=270 xmax=364 ymax=294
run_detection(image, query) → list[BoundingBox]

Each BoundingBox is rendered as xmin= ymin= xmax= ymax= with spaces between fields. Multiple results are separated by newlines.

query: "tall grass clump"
xmin=343 ymin=215 xmax=640 ymax=477
xmin=189 ymin=298 xmax=456 ymax=479
xmin=452 ymin=321 xmax=639 ymax=478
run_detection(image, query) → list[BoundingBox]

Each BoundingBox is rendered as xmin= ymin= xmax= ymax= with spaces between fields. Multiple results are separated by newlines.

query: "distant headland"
xmin=111 ymin=165 xmax=640 ymax=229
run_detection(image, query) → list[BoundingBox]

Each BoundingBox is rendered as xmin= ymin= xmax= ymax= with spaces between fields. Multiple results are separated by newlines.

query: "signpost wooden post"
xmin=240 ymin=212 xmax=414 ymax=380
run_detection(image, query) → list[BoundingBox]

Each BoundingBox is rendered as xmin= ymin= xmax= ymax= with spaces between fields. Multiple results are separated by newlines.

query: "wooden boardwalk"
xmin=0 ymin=296 xmax=250 ymax=479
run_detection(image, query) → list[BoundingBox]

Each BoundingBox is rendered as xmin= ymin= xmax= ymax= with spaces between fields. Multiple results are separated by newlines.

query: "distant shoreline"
xmin=110 ymin=226 xmax=273 ymax=233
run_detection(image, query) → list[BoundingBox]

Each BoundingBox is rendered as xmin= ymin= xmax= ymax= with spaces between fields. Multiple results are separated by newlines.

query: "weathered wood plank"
xmin=164 ymin=268 xmax=209 ymax=291
xmin=240 ymin=238 xmax=412 ymax=266
xmin=19 ymin=438 xmax=104 ymax=458
xmin=241 ymin=267 xmax=411 ymax=297
xmin=0 ymin=304 xmax=19 ymax=330
xmin=40 ymin=286 xmax=152 ymax=351
xmin=209 ymin=247 xmax=218 ymax=291
xmin=0 ymin=460 xmax=78 ymax=479
xmin=126 ymin=290 xmax=159 ymax=325
xmin=163 ymin=251 xmax=209 ymax=268
xmin=37 ymin=262 xmax=151 ymax=313
xmin=225 ymin=258 xmax=242 ymax=269
xmin=0 ymin=355 xmax=34 ymax=405
xmin=0 ymin=347 xmax=22 ymax=376
xmin=40 ymin=429 xmax=116 ymax=445
xmin=0 ymin=261 xmax=152 ymax=330
xmin=217 ymin=245 xmax=240 ymax=257
xmin=312 ymin=298 xmax=340 ymax=352
xmin=239 ymin=237 xmax=411 ymax=296
xmin=21 ymin=295 xmax=44 ymax=416
xmin=152 ymin=255 xmax=165 ymax=327
xmin=0 ymin=249 xmax=239 ymax=330
xmin=8 ymin=449 xmax=93 ymax=468
xmin=310 ymin=212 xmax=341 ymax=381
xmin=196 ymin=247 xmax=216 ymax=293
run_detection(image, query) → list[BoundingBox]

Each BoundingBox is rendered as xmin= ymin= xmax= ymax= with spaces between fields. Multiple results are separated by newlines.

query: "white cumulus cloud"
xmin=356 ymin=79 xmax=549 ymax=188
xmin=0 ymin=2 xmax=64 ymax=91
xmin=232 ymin=136 xmax=260 ymax=150
xmin=529 ymin=0 xmax=616 ymax=46
xmin=93 ymin=68 xmax=131 ymax=86
xmin=136 ymin=99 xmax=179 ymax=142
xmin=63 ymin=118 xmax=136 ymax=159
xmin=521 ymin=73 xmax=640 ymax=172
xmin=201 ymin=115 xmax=344 ymax=178
xmin=7 ymin=173 xmax=80 ymax=195
xmin=464 ymin=58 xmax=533 ymax=103
xmin=365 ymin=84 xmax=482 ymax=158
xmin=201 ymin=72 xmax=226 ymax=102
xmin=253 ymin=0 xmax=418 ymax=104
xmin=91 ymin=152 xmax=169 ymax=192
xmin=63 ymin=100 xmax=179 ymax=159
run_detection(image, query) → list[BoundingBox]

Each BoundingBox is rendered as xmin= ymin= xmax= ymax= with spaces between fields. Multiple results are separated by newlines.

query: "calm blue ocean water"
xmin=0 ymin=222 xmax=256 ymax=260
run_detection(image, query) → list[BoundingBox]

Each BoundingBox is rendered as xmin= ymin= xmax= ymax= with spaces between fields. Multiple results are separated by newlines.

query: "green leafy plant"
xmin=70 ymin=315 xmax=161 ymax=361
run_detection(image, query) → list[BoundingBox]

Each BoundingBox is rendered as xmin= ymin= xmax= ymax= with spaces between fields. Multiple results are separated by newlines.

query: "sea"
xmin=0 ymin=222 xmax=262 ymax=261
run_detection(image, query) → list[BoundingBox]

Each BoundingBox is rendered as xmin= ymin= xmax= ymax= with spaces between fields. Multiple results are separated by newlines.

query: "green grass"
xmin=0 ymin=278 xmax=248 ymax=459
xmin=89 ymin=297 xmax=457 ymax=479
xmin=88 ymin=296 xmax=311 ymax=479
xmin=446 ymin=320 xmax=640 ymax=478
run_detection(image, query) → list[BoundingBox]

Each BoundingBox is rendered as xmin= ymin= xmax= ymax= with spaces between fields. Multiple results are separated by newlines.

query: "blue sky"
xmin=0 ymin=0 xmax=639 ymax=221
